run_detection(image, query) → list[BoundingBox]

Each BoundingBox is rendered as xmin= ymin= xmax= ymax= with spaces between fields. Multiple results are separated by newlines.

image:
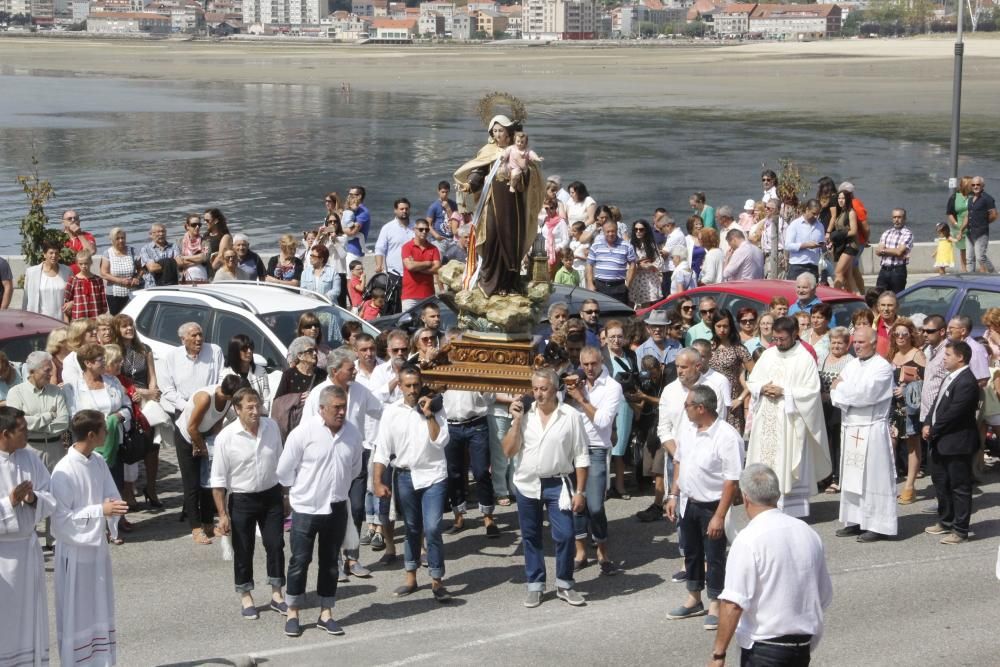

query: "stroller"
xmin=360 ymin=271 xmax=403 ymax=316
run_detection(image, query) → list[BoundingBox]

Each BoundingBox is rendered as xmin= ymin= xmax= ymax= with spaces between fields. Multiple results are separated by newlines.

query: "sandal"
xmin=824 ymin=483 xmax=840 ymax=494
xmin=192 ymin=528 xmax=213 ymax=545
xmin=497 ymin=496 xmax=512 ymax=507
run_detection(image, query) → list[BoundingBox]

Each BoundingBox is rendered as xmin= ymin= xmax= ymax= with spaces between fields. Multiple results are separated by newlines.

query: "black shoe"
xmin=284 ymin=617 xmax=302 ymax=637
xmin=485 ymin=522 xmax=500 ymax=538
xmin=573 ymin=557 xmax=589 ymax=572
xmin=636 ymin=504 xmax=662 ymax=523
xmin=857 ymin=531 xmax=885 ymax=543
xmin=670 ymin=569 xmax=688 ymax=583
xmin=835 ymin=525 xmax=862 ymax=538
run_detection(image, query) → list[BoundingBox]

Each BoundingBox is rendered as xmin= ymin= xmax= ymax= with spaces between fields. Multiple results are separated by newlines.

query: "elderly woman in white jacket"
xmin=23 ymin=243 xmax=72 ymax=321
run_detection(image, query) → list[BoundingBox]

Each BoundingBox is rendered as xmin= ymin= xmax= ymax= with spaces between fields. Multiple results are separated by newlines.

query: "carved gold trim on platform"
xmin=422 ymin=337 xmax=536 ymax=394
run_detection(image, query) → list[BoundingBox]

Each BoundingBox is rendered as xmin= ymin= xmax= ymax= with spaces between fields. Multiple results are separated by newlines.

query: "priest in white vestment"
xmin=0 ymin=407 xmax=56 ymax=667
xmin=51 ymin=410 xmax=130 ymax=667
xmin=746 ymin=317 xmax=831 ymax=518
xmin=830 ymin=326 xmax=897 ymax=541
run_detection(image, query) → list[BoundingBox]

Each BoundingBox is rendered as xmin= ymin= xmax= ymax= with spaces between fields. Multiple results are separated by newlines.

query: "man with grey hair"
xmin=709 ymin=464 xmax=832 ymax=667
xmin=536 ymin=301 xmax=571 ymax=353
xmin=442 ymin=224 xmax=470 ymax=265
xmin=965 ymin=176 xmax=997 ymax=273
xmin=659 ymin=214 xmax=686 ymax=294
xmin=716 ymin=205 xmax=736 ymax=233
xmin=787 ymin=272 xmax=822 ymax=318
xmin=140 ymin=223 xmax=181 ymax=287
xmin=831 ymin=325 xmax=896 ymax=543
xmin=160 ymin=322 xmax=225 ymax=416
xmin=232 ymin=233 xmax=266 ymax=280
xmin=370 ymin=329 xmax=411 ymax=404
xmin=303 ymin=348 xmax=382 ymax=579
xmin=666 ymin=385 xmax=744 ymax=629
xmin=8 ymin=351 xmax=70 ymax=471
xmin=278 ymin=384 xmax=363 ymax=637
xmin=722 ymin=228 xmax=764 ymax=282
xmin=504 ymin=368 xmax=590 ymax=608
xmin=784 ymin=199 xmax=826 ymax=282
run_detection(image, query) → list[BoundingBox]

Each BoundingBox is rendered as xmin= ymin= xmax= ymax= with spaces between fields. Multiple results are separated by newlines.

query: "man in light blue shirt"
xmin=374 ymin=198 xmax=414 ymax=276
xmin=635 ymin=310 xmax=682 ymax=365
xmin=784 ymin=200 xmax=826 ymax=282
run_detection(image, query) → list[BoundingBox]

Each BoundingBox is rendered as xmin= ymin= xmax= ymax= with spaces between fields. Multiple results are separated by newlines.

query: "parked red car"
xmin=0 ymin=310 xmax=65 ymax=364
xmin=635 ymin=280 xmax=866 ymax=325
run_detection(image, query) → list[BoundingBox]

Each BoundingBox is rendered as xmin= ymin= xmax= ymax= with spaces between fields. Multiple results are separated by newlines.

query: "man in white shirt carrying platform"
xmin=710 ymin=464 xmax=832 ymax=667
xmin=373 ymin=365 xmax=452 ymax=603
xmin=277 ymin=385 xmax=363 ymax=638
xmin=665 ymin=385 xmax=744 ymax=631
xmin=211 ymin=387 xmax=288 ymax=621
xmin=503 ymin=368 xmax=590 ymax=609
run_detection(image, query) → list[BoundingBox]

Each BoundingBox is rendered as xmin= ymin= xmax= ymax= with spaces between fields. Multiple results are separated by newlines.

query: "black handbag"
xmin=119 ymin=419 xmax=150 ymax=465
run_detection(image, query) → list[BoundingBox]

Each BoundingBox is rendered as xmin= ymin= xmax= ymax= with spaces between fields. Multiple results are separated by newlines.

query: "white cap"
xmin=743 ymin=198 xmax=755 ymax=211
xmin=838 ymin=181 xmax=855 ymax=193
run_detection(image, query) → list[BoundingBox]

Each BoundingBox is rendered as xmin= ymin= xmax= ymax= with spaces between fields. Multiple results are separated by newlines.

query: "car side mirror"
xmin=253 ymin=352 xmax=275 ymax=372
xmin=398 ymin=312 xmax=413 ymax=327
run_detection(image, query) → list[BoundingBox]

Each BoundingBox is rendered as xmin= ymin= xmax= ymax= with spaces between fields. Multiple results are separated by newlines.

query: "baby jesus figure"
xmin=501 ymin=131 xmax=542 ymax=193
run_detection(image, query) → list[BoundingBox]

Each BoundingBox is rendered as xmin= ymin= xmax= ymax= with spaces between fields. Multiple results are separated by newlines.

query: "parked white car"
xmin=121 ymin=282 xmax=379 ymax=387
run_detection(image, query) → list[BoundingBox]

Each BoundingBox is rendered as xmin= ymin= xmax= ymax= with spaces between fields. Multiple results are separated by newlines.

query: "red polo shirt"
xmin=65 ymin=231 xmax=96 ymax=274
xmin=401 ymin=239 xmax=439 ymax=300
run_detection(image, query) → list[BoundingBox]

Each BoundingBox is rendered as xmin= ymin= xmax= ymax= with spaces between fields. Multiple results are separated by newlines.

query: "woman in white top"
xmin=23 ymin=242 xmax=72 ymax=321
xmin=566 ymin=181 xmax=597 ymax=227
xmin=317 ymin=212 xmax=349 ymax=308
xmin=699 ymin=227 xmax=724 ymax=285
xmin=669 ymin=247 xmax=697 ymax=295
xmin=99 ymin=227 xmax=141 ymax=315
xmin=61 ymin=318 xmax=99 ymax=390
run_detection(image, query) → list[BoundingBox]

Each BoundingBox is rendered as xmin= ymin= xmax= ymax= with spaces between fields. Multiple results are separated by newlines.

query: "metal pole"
xmin=948 ymin=0 xmax=965 ymax=193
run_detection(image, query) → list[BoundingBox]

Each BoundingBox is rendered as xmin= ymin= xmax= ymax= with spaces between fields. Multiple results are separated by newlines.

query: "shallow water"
xmin=1 ymin=70 xmax=997 ymax=254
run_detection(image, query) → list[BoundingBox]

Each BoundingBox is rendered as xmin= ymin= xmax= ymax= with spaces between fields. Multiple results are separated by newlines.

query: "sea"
xmin=2 ymin=69 xmax=999 ymax=254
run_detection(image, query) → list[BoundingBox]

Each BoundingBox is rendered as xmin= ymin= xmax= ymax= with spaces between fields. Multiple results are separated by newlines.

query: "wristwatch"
xmin=712 ymin=652 xmax=726 ymax=661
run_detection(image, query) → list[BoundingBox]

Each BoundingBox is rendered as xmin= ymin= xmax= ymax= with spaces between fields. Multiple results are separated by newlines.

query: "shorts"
xmin=642 ymin=446 xmax=665 ymax=477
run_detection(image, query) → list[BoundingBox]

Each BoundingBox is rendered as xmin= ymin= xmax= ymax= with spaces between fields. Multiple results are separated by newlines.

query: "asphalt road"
xmin=36 ymin=445 xmax=1000 ymax=667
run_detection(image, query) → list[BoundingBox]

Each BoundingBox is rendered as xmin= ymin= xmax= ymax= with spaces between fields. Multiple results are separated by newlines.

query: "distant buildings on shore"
xmin=0 ymin=0 xmax=863 ymax=41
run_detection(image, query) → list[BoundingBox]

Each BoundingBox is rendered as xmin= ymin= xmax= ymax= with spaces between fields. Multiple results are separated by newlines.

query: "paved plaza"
xmin=34 ymin=443 xmax=1000 ymax=666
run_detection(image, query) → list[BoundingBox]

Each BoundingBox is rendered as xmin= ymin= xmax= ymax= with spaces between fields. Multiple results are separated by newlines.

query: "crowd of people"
xmin=0 ymin=170 xmax=999 ymax=667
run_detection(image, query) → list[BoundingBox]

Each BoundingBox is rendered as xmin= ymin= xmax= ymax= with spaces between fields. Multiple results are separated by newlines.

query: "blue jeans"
xmin=515 ymin=478 xmax=575 ymax=592
xmin=396 ymin=472 xmax=447 ymax=579
xmin=574 ymin=449 xmax=609 ymax=544
xmin=488 ymin=414 xmax=514 ymax=497
xmin=285 ymin=502 xmax=348 ymax=610
xmin=445 ymin=417 xmax=494 ymax=515
xmin=365 ymin=453 xmax=393 ymax=526
xmin=681 ymin=499 xmax=727 ymax=600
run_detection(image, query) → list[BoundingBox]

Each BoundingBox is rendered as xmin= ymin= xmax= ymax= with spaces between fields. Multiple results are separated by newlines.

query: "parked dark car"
xmin=0 ymin=310 xmax=65 ymax=364
xmin=897 ymin=274 xmax=1000 ymax=338
xmin=372 ymin=284 xmax=635 ymax=335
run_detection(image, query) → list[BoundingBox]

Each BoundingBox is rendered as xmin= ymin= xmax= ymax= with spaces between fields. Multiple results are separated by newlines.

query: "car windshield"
xmin=260 ymin=306 xmax=379 ymax=349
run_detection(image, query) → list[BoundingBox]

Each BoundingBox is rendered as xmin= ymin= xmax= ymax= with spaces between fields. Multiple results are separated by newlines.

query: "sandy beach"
xmin=1 ymin=37 xmax=999 ymax=117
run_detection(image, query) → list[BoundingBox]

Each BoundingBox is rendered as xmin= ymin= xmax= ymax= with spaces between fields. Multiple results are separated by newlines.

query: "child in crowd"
xmin=359 ymin=287 xmax=385 ymax=322
xmin=553 ymin=247 xmax=580 ymax=286
xmin=795 ymin=311 xmax=812 ymax=337
xmin=769 ymin=295 xmax=789 ymax=320
xmin=63 ymin=250 xmax=108 ymax=321
xmin=348 ymin=260 xmax=366 ymax=309
xmin=934 ymin=222 xmax=956 ymax=275
xmin=502 ymin=131 xmax=542 ymax=193
xmin=569 ymin=221 xmax=589 ymax=283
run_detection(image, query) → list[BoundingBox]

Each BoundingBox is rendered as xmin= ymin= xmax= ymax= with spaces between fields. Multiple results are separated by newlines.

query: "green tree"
xmin=683 ymin=19 xmax=706 ymax=37
xmin=842 ymin=10 xmax=863 ymax=36
xmin=638 ymin=20 xmax=658 ymax=37
xmin=16 ymin=157 xmax=68 ymax=267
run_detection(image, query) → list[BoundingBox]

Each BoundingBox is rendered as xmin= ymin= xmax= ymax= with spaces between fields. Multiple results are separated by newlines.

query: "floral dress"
xmin=628 ymin=245 xmax=663 ymax=306
xmin=710 ymin=343 xmax=751 ymax=433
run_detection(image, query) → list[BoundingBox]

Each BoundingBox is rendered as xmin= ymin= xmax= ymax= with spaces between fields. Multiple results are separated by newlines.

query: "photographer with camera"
xmin=565 ymin=346 xmax=624 ymax=577
xmin=625 ymin=355 xmax=668 ymax=503
xmin=372 ymin=365 xmax=452 ymax=603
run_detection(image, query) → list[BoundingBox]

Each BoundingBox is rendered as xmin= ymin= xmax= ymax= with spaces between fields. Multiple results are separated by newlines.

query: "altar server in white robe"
xmin=830 ymin=326 xmax=897 ymax=542
xmin=746 ymin=317 xmax=831 ymax=518
xmin=0 ymin=407 xmax=56 ymax=667
xmin=52 ymin=409 xmax=130 ymax=667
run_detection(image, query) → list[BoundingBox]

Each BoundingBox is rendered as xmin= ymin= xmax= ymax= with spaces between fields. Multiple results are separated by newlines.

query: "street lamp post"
xmin=948 ymin=0 xmax=965 ymax=193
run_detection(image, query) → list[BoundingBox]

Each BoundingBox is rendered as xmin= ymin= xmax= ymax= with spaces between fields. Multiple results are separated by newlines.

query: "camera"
xmin=616 ymin=370 xmax=654 ymax=395
xmin=559 ymin=369 xmax=586 ymax=392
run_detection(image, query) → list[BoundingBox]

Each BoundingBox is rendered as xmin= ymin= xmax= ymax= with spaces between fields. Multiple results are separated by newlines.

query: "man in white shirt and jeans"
xmin=565 ymin=346 xmax=623 ymax=576
xmin=373 ymin=365 xmax=452 ymax=603
xmin=710 ymin=464 xmax=832 ymax=667
xmin=277 ymin=385 xmax=363 ymax=638
xmin=666 ymin=385 xmax=744 ymax=631
xmin=504 ymin=368 xmax=590 ymax=609
xmin=211 ymin=388 xmax=287 ymax=621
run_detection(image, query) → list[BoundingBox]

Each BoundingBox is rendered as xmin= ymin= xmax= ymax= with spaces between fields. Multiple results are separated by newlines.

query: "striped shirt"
xmin=587 ymin=238 xmax=637 ymax=281
xmin=878 ymin=226 xmax=913 ymax=267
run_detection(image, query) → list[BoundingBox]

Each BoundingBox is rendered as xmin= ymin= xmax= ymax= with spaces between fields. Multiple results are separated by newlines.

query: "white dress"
xmin=51 ymin=447 xmax=119 ymax=667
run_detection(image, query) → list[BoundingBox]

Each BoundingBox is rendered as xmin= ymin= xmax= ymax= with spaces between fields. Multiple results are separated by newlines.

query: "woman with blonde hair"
xmin=888 ymin=317 xmax=925 ymax=505
xmin=46 ymin=327 xmax=70 ymax=385
xmin=61 ymin=318 xmax=99 ymax=389
xmin=265 ymin=234 xmax=304 ymax=287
